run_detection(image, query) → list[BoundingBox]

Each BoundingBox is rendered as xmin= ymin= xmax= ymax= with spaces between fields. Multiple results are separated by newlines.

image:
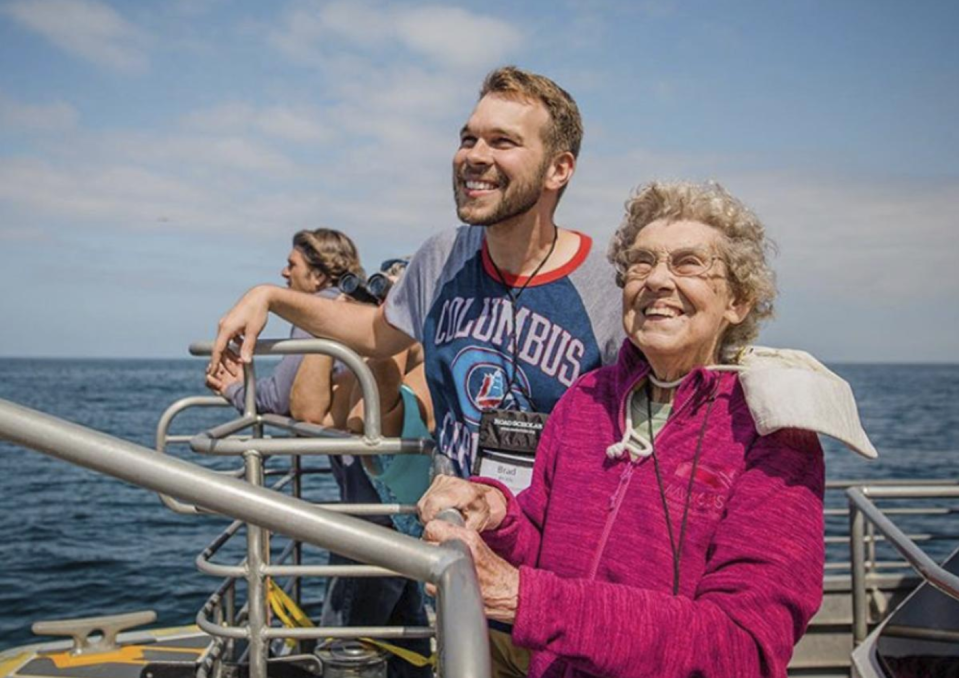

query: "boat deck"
xmin=1 ymin=628 xmax=208 ymax=678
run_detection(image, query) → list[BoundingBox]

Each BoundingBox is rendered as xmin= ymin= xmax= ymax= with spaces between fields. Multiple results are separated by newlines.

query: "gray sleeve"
xmin=384 ymin=229 xmax=461 ymax=343
xmin=225 ymin=325 xmax=309 ymax=415
xmin=568 ymin=233 xmax=625 ymax=366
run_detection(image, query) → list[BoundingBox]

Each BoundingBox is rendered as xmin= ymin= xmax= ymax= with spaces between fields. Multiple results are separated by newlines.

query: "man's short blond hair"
xmin=479 ymin=66 xmax=583 ymax=160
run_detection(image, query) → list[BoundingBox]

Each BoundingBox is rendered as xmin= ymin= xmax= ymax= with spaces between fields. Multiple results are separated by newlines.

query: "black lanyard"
xmin=646 ymin=380 xmax=717 ymax=595
xmin=486 ymin=227 xmax=559 ymax=412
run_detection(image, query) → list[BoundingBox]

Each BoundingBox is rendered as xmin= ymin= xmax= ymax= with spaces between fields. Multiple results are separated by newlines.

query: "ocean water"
xmin=1 ymin=359 xmax=958 ymax=649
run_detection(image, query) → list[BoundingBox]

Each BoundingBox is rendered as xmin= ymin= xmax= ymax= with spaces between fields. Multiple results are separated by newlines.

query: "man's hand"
xmin=204 ymin=349 xmax=242 ymax=396
xmin=423 ymin=520 xmax=519 ymax=623
xmin=417 ymin=475 xmax=508 ymax=533
xmin=207 ymin=285 xmax=276 ymax=374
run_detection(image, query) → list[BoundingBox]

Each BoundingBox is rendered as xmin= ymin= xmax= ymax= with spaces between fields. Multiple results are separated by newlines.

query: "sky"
xmin=0 ymin=0 xmax=956 ymax=362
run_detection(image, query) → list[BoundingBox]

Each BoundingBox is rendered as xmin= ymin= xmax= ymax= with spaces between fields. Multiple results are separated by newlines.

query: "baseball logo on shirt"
xmin=450 ymin=346 xmax=532 ymax=424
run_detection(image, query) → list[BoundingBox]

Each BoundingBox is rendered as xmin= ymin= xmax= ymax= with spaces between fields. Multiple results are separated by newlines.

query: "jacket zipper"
xmin=565 ymin=369 xmax=721 ymax=677
xmin=587 ymin=368 xmax=714 ymax=580
xmin=586 ymin=460 xmax=635 ymax=579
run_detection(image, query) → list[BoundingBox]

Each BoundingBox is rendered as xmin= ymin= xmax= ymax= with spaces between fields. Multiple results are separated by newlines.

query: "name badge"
xmin=473 ymin=409 xmax=548 ymax=495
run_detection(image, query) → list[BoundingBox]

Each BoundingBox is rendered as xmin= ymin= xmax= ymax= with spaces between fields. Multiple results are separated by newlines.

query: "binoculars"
xmin=339 ymin=272 xmax=393 ymax=304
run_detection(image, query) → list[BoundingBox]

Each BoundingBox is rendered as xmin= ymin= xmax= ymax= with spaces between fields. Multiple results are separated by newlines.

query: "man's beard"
xmin=454 ymin=159 xmax=549 ymax=226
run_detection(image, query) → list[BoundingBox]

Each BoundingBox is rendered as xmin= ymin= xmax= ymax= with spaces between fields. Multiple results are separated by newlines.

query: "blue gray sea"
xmin=1 ymin=359 xmax=958 ymax=649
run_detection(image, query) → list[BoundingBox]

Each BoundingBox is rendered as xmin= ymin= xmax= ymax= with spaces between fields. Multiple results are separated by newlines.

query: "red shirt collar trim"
xmin=481 ymin=231 xmax=592 ymax=288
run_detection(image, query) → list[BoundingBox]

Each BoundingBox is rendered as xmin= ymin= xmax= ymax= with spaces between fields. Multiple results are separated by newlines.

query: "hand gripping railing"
xmin=0 ymin=398 xmax=490 ymax=678
xmin=162 ymin=337 xmax=441 ymax=670
xmin=156 ymin=339 xmax=432 ymax=514
xmin=848 ymin=484 xmax=959 ymax=646
xmin=188 ymin=339 xmax=433 ymax=456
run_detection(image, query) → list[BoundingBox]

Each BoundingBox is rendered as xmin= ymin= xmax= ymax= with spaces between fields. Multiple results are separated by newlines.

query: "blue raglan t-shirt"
xmin=385 ymin=225 xmax=622 ymax=477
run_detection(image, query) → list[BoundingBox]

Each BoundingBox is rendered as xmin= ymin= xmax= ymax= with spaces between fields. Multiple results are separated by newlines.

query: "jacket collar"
xmin=612 ymin=339 xmax=727 ymax=436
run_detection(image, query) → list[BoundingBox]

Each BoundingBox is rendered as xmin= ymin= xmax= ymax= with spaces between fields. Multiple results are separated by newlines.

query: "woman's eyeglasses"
xmin=618 ymin=246 xmax=722 ymax=286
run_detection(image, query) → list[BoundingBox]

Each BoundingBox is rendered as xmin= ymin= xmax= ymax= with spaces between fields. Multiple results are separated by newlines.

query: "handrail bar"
xmin=828 ymin=479 xmax=959 ymax=488
xmin=192 ymin=428 xmax=430 ymax=456
xmin=0 ymin=397 xmax=490 ymax=678
xmin=155 ymin=395 xmax=239 ymax=515
xmin=857 ymin=485 xmax=959 ymax=501
xmin=190 ymin=338 xmax=385 ymax=440
xmin=848 ymin=484 xmax=959 ymax=646
xmin=185 ymin=341 xmax=434 ymax=457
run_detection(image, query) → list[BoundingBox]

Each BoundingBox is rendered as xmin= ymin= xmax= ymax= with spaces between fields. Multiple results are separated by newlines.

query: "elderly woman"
xmin=419 ymin=181 xmax=825 ymax=678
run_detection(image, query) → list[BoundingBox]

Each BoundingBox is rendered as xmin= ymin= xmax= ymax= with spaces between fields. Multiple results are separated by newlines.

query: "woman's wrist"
xmin=486 ymin=564 xmax=520 ymax=623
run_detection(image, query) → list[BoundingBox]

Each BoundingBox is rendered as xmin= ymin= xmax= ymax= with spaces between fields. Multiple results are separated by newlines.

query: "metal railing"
xmin=173 ymin=339 xmax=442 ymax=673
xmin=0 ymin=338 xmax=490 ymax=678
xmin=824 ymin=479 xmax=959 ymax=574
xmin=847 ymin=484 xmax=959 ymax=647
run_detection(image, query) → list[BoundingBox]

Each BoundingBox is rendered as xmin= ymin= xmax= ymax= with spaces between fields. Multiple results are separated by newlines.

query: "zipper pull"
xmin=609 ymin=463 xmax=633 ymax=510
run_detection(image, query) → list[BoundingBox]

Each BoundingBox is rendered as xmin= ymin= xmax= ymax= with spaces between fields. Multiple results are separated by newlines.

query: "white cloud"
xmin=183 ymin=103 xmax=331 ymax=144
xmin=394 ymin=6 xmax=522 ymax=68
xmin=3 ymin=0 xmax=149 ymax=73
xmin=94 ymin=131 xmax=298 ymax=176
xmin=0 ymin=93 xmax=78 ymax=131
xmin=563 ymin=153 xmax=959 ymax=309
xmin=258 ymin=106 xmax=330 ymax=143
xmin=0 ymin=158 xmax=222 ymax=228
xmin=268 ymin=1 xmax=522 ymax=72
xmin=737 ymin=172 xmax=959 ymax=302
xmin=314 ymin=0 xmax=391 ymax=46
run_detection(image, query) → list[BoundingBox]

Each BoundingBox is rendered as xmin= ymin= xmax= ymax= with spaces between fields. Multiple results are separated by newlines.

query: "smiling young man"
xmin=209 ymin=66 xmax=621 ymax=478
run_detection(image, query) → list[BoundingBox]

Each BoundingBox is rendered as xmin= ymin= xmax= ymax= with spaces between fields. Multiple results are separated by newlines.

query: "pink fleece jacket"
xmin=477 ymin=341 xmax=825 ymax=678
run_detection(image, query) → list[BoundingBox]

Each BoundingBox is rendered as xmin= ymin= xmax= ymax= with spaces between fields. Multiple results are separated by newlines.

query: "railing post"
xmin=849 ymin=494 xmax=869 ymax=646
xmin=245 ymin=450 xmax=269 ymax=678
xmin=225 ymin=582 xmax=237 ymax=662
xmin=293 ymin=454 xmax=303 ymax=613
xmin=0 ymin=395 xmax=492 ymax=677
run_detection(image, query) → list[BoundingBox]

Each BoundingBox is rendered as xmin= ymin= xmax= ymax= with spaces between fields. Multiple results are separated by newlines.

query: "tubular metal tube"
xmin=258 ymin=414 xmax=352 ymax=439
xmin=197 ymin=554 xmax=245 ymax=579
xmin=264 ymin=564 xmax=400 ymax=577
xmin=0 ymin=397 xmax=488 ymax=678
xmin=0 ymin=400 xmax=489 ymax=678
xmin=292 ymin=454 xmax=303 ymax=609
xmin=193 ymin=415 xmax=260 ymax=451
xmin=244 ymin=451 xmax=268 ymax=678
xmin=309 ymin=502 xmax=416 ymax=516
xmin=198 ymin=613 xmax=248 ymax=640
xmin=263 ymin=626 xmax=435 ymax=640
xmin=0 ymin=399 xmax=459 ymax=578
xmin=434 ymin=540 xmax=491 ymax=678
xmin=191 ymin=338 xmax=383 ymax=440
xmin=155 ymin=395 xmax=236 ymax=515
xmin=243 ymin=362 xmax=257 ymax=419
xmin=849 ymin=500 xmax=868 ymax=646
xmin=862 ymin=485 xmax=959 ymax=499
xmin=848 ymin=486 xmax=959 ymax=600
xmin=866 ymin=521 xmax=877 ymax=577
xmin=190 ymin=432 xmax=428 ymax=456
xmin=199 ymin=558 xmax=401 ymax=579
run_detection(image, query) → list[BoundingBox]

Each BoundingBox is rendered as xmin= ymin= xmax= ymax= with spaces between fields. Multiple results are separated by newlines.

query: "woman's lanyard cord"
xmin=647 ymin=380 xmax=717 ymax=595
xmin=487 ymin=226 xmax=559 ymax=412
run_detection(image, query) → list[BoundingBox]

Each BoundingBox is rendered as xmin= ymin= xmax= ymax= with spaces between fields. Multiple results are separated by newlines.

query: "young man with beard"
xmin=209 ymin=66 xmax=621 ymax=478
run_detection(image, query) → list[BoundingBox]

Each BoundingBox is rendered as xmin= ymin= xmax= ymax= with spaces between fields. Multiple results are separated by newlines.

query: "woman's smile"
xmin=622 ymin=218 xmax=749 ymax=379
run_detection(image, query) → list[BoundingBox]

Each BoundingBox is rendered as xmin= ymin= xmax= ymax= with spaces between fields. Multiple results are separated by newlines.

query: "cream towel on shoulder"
xmin=726 ymin=346 xmax=878 ymax=459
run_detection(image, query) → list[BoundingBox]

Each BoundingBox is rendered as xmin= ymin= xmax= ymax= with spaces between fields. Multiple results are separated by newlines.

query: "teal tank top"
xmin=365 ymin=384 xmax=433 ymax=537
